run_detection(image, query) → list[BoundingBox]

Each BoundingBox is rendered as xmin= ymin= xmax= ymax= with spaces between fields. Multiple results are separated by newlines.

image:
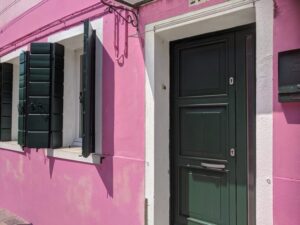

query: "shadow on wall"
xmin=114 ymin=12 xmax=129 ymax=67
xmin=281 ymin=103 xmax=300 ymax=124
xmin=22 ymin=9 xmax=136 ymax=200
xmin=94 ymin=11 xmax=133 ymax=198
xmin=95 ymin=36 xmax=115 ymax=198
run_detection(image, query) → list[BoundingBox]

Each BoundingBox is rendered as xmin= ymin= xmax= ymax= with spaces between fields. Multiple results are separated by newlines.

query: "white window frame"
xmin=0 ymin=18 xmax=103 ymax=164
xmin=0 ymin=46 xmax=28 ymax=153
xmin=46 ymin=18 xmax=103 ymax=164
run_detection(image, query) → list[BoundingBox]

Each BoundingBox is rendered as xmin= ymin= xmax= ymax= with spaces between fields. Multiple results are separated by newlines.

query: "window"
xmin=0 ymin=47 xmax=27 ymax=152
xmin=0 ymin=63 xmax=12 ymax=141
xmin=18 ymin=43 xmax=65 ymax=148
xmin=0 ymin=19 xmax=102 ymax=162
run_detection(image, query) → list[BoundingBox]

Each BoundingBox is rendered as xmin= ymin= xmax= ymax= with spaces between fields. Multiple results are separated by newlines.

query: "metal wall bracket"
xmin=115 ymin=0 xmax=153 ymax=8
xmin=101 ymin=0 xmax=139 ymax=29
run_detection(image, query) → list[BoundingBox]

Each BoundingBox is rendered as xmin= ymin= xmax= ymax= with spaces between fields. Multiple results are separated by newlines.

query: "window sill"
xmin=0 ymin=141 xmax=23 ymax=153
xmin=46 ymin=147 xmax=102 ymax=164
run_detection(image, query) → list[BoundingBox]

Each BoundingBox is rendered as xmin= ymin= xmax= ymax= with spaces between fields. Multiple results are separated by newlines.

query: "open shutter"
xmin=0 ymin=63 xmax=12 ymax=141
xmin=82 ymin=20 xmax=95 ymax=157
xmin=18 ymin=52 xmax=29 ymax=146
xmin=26 ymin=43 xmax=64 ymax=148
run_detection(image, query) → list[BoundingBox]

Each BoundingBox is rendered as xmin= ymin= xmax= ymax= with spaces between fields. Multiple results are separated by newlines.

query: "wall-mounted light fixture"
xmin=115 ymin=0 xmax=153 ymax=8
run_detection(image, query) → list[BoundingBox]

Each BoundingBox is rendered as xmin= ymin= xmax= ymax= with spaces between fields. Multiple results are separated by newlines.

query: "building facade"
xmin=0 ymin=0 xmax=298 ymax=225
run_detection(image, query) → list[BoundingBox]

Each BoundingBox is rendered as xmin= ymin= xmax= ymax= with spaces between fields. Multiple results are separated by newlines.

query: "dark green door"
xmin=170 ymin=27 xmax=255 ymax=225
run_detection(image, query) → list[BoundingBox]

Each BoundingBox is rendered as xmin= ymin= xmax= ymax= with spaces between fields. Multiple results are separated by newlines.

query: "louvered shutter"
xmin=82 ymin=20 xmax=95 ymax=157
xmin=18 ymin=52 xmax=29 ymax=146
xmin=0 ymin=63 xmax=12 ymax=141
xmin=25 ymin=42 xmax=64 ymax=148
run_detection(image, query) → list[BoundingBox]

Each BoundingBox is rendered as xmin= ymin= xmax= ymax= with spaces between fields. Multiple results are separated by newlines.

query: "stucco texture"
xmin=273 ymin=0 xmax=300 ymax=224
xmin=1 ymin=0 xmax=298 ymax=224
xmin=0 ymin=1 xmax=145 ymax=225
xmin=0 ymin=0 xmax=230 ymax=224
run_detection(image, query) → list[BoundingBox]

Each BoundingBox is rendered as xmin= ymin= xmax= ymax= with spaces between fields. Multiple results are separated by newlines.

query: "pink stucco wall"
xmin=0 ymin=0 xmax=43 ymax=28
xmin=0 ymin=0 xmax=227 ymax=225
xmin=0 ymin=1 xmax=146 ymax=225
xmin=4 ymin=0 xmax=300 ymax=224
xmin=273 ymin=0 xmax=300 ymax=224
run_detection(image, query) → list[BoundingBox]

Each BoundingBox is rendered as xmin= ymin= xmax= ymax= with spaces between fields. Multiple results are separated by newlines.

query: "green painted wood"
xmin=24 ymin=42 xmax=64 ymax=148
xmin=18 ymin=51 xmax=29 ymax=146
xmin=170 ymin=26 xmax=254 ymax=225
xmin=235 ymin=27 xmax=256 ymax=225
xmin=180 ymin=105 xmax=228 ymax=159
xmin=82 ymin=20 xmax=96 ymax=157
xmin=0 ymin=63 xmax=13 ymax=141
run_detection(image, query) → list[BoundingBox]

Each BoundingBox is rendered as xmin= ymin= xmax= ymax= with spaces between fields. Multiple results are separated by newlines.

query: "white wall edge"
xmin=0 ymin=141 xmax=23 ymax=153
xmin=48 ymin=24 xmax=83 ymax=43
xmin=145 ymin=0 xmax=255 ymax=32
xmin=255 ymin=0 xmax=274 ymax=224
xmin=145 ymin=0 xmax=273 ymax=225
xmin=48 ymin=18 xmax=103 ymax=43
xmin=0 ymin=46 xmax=28 ymax=62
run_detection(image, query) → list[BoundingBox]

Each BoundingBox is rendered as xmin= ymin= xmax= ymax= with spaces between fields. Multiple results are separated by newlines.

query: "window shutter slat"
xmin=25 ymin=43 xmax=64 ymax=148
xmin=18 ymin=52 xmax=29 ymax=146
xmin=50 ymin=44 xmax=64 ymax=148
xmin=0 ymin=63 xmax=13 ymax=141
xmin=82 ymin=20 xmax=96 ymax=157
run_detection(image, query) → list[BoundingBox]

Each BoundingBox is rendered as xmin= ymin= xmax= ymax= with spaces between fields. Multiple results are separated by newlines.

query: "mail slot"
xmin=279 ymin=49 xmax=300 ymax=102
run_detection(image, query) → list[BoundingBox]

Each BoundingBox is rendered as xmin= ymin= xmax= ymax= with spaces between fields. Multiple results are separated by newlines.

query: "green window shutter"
xmin=82 ymin=20 xmax=95 ymax=157
xmin=18 ymin=52 xmax=29 ymax=146
xmin=25 ymin=42 xmax=64 ymax=148
xmin=0 ymin=63 xmax=13 ymax=141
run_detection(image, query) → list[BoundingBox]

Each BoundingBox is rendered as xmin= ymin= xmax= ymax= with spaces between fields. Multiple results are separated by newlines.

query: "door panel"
xmin=179 ymin=166 xmax=229 ymax=225
xmin=171 ymin=31 xmax=237 ymax=225
xmin=179 ymin=105 xmax=228 ymax=159
xmin=179 ymin=42 xmax=228 ymax=97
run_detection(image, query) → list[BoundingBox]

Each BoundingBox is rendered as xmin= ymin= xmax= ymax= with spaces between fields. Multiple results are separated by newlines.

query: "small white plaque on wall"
xmin=189 ymin=0 xmax=209 ymax=6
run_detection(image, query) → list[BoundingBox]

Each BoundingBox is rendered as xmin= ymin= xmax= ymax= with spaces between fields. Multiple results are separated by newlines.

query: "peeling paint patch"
xmin=4 ymin=156 xmax=24 ymax=182
xmin=114 ymin=164 xmax=132 ymax=205
xmin=63 ymin=174 xmax=71 ymax=181
xmin=66 ymin=176 xmax=93 ymax=215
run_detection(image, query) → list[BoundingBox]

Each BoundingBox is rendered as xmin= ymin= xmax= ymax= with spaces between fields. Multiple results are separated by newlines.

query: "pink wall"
xmin=6 ymin=0 xmax=298 ymax=225
xmin=0 ymin=0 xmax=43 ymax=28
xmin=0 ymin=0 xmax=227 ymax=224
xmin=0 ymin=1 xmax=146 ymax=225
xmin=273 ymin=0 xmax=300 ymax=224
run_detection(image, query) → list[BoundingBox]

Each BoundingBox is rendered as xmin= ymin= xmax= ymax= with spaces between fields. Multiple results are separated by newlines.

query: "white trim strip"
xmin=146 ymin=0 xmax=255 ymax=32
xmin=0 ymin=141 xmax=23 ymax=153
xmin=47 ymin=148 xmax=101 ymax=164
xmin=0 ymin=46 xmax=27 ymax=62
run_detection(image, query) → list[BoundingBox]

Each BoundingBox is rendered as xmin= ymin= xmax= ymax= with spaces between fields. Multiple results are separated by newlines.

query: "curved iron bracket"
xmin=101 ymin=0 xmax=139 ymax=29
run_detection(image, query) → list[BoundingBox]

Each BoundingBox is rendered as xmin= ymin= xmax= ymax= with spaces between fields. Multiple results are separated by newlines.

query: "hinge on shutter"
xmin=229 ymin=77 xmax=234 ymax=86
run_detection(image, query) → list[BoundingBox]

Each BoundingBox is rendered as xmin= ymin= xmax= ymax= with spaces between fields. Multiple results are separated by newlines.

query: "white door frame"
xmin=145 ymin=0 xmax=274 ymax=225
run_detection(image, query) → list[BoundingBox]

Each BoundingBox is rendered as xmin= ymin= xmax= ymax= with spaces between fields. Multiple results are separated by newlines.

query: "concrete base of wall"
xmin=0 ymin=209 xmax=31 ymax=225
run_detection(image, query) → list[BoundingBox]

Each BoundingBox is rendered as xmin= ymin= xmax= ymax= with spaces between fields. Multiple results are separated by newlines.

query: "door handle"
xmin=186 ymin=163 xmax=228 ymax=172
xmin=201 ymin=162 xmax=226 ymax=170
